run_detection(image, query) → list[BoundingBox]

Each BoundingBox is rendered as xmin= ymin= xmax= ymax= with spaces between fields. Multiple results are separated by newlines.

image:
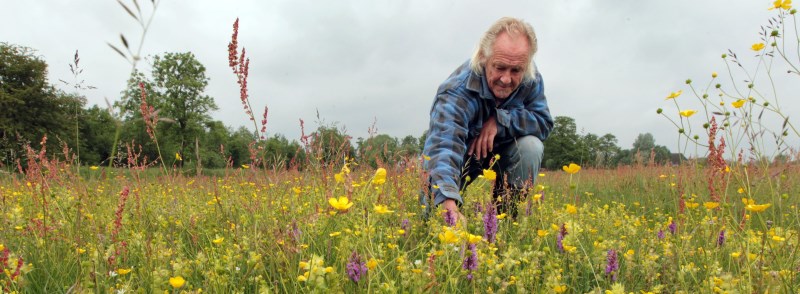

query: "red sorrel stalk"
xmin=228 ymin=18 xmax=268 ymax=142
xmin=138 ymin=82 xmax=167 ymax=174
xmin=706 ymin=117 xmax=727 ymax=203
xmin=108 ymin=186 xmax=130 ymax=269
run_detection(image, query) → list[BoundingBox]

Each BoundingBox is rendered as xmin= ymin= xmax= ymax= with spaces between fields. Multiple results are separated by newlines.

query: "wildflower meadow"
xmin=2 ymin=1 xmax=800 ymax=293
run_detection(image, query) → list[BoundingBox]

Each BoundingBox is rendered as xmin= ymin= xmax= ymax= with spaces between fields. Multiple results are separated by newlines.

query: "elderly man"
xmin=421 ymin=17 xmax=553 ymax=221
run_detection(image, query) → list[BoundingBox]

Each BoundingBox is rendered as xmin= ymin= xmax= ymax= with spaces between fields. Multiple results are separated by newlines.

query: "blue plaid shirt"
xmin=422 ymin=60 xmax=553 ymax=206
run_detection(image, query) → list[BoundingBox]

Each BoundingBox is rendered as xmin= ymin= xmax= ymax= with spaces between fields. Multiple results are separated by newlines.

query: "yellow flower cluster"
xmin=297 ymin=255 xmax=334 ymax=284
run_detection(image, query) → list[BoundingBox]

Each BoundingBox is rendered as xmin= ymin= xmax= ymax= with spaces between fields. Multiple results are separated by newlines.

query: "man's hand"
xmin=468 ymin=116 xmax=498 ymax=159
xmin=442 ymin=199 xmax=466 ymax=227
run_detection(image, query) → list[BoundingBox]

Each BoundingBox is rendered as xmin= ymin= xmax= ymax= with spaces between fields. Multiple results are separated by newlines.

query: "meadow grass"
xmin=1 ymin=156 xmax=798 ymax=293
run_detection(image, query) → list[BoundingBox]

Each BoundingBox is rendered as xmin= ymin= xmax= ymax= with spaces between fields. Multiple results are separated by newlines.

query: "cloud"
xmin=2 ymin=0 xmax=797 ymax=156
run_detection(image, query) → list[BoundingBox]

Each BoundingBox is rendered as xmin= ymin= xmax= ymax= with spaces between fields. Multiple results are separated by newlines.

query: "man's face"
xmin=485 ymin=32 xmax=530 ymax=99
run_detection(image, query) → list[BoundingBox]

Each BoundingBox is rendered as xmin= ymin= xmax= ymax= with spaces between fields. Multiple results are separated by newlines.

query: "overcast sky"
xmin=3 ymin=0 xmax=798 ymax=156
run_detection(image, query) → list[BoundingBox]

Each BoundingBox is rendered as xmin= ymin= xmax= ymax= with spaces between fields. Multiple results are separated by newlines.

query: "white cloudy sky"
xmin=3 ymin=0 xmax=798 ymax=156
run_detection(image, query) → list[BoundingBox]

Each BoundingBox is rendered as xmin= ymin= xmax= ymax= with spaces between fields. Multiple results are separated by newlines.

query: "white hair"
xmin=470 ymin=17 xmax=538 ymax=80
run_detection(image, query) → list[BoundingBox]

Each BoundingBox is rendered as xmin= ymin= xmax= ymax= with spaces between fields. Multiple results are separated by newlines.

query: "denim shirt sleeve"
xmin=422 ymin=92 xmax=475 ymax=206
xmin=495 ymin=72 xmax=554 ymax=141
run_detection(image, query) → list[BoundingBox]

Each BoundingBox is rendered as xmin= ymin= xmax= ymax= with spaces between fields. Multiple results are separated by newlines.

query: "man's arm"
xmin=423 ymin=93 xmax=474 ymax=206
xmin=495 ymin=72 xmax=554 ymax=140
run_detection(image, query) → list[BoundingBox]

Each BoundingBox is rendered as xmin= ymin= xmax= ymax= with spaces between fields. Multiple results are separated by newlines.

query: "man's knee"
xmin=515 ymin=136 xmax=543 ymax=162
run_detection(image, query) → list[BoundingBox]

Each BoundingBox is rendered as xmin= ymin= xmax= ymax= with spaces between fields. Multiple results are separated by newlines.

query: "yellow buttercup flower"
xmin=769 ymin=0 xmax=792 ymax=10
xmin=553 ymin=285 xmax=568 ymax=293
xmin=241 ymin=164 xmax=250 ymax=169
xmin=334 ymin=172 xmax=345 ymax=183
xmin=624 ymin=250 xmax=635 ymax=258
xmin=373 ymin=204 xmax=394 ymax=214
xmin=373 ymin=168 xmax=387 ymax=186
xmin=563 ymin=244 xmax=577 ymax=253
xmin=329 ymin=196 xmax=354 ymax=212
xmin=751 ymin=43 xmax=765 ymax=51
xmin=711 ymin=72 xmax=718 ymax=78
xmin=665 ymin=90 xmax=683 ymax=100
xmin=496 ymin=213 xmax=507 ymax=220
xmin=89 ymin=166 xmax=99 ymax=170
xmin=482 ymin=169 xmax=497 ymax=181
xmin=537 ymin=230 xmax=549 ymax=237
xmin=742 ymin=198 xmax=771 ymax=212
xmin=169 ymin=276 xmax=186 ymax=288
xmin=679 ymin=109 xmax=697 ymax=117
xmin=438 ymin=228 xmax=460 ymax=244
xmin=212 ymin=236 xmax=224 ymax=245
xmin=366 ymin=258 xmax=379 ymax=270
xmin=565 ymin=204 xmax=578 ymax=214
xmin=117 ymin=268 xmax=132 ymax=275
xmin=467 ymin=234 xmax=482 ymax=244
xmin=732 ymin=99 xmax=746 ymax=108
xmin=562 ymin=163 xmax=581 ymax=174
xmin=703 ymin=202 xmax=719 ymax=210
xmin=745 ymin=203 xmax=771 ymax=212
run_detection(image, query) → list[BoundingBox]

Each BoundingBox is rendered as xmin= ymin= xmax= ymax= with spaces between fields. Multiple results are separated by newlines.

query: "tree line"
xmin=1 ymin=43 xmax=677 ymax=173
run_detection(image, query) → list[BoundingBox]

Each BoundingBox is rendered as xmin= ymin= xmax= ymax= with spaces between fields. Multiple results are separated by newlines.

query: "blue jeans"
xmin=421 ymin=135 xmax=544 ymax=219
xmin=460 ymin=135 xmax=544 ymax=215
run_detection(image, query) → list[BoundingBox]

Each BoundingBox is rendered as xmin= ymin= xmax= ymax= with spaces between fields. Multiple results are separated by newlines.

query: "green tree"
xmin=78 ymin=105 xmax=117 ymax=165
xmin=114 ymin=70 xmax=160 ymax=164
xmin=310 ymin=126 xmax=353 ymax=167
xmin=262 ymin=134 xmax=305 ymax=170
xmin=578 ymin=133 xmax=598 ymax=166
xmin=399 ymin=135 xmax=421 ymax=158
xmin=542 ymin=116 xmax=582 ymax=170
xmin=151 ymin=52 xmax=218 ymax=163
xmin=115 ymin=53 xmax=218 ymax=168
xmin=360 ymin=134 xmax=399 ymax=168
xmin=632 ymin=133 xmax=656 ymax=153
xmin=0 ymin=43 xmax=80 ymax=166
xmin=621 ymin=133 xmax=671 ymax=165
xmin=596 ymin=134 xmax=621 ymax=168
xmin=228 ymin=126 xmax=257 ymax=167
xmin=198 ymin=120 xmax=231 ymax=169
